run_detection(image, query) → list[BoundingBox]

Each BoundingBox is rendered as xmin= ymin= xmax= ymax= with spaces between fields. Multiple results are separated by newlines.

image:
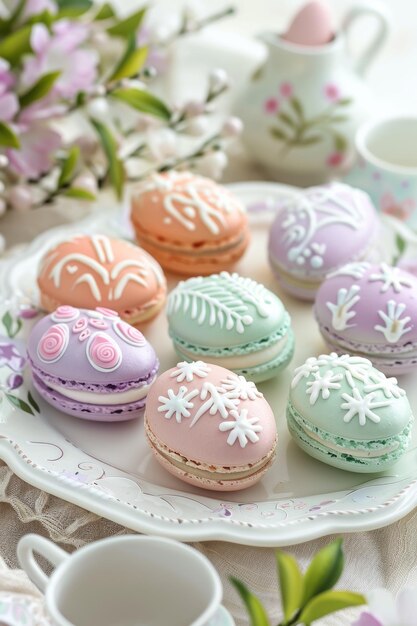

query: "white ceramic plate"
xmin=1 ymin=182 xmax=417 ymax=547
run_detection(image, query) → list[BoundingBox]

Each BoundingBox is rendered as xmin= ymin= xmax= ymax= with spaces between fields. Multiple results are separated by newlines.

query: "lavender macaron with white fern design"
xmin=27 ymin=306 xmax=158 ymax=421
xmin=167 ymin=272 xmax=294 ymax=382
xmin=315 ymin=262 xmax=417 ymax=375
xmin=268 ymin=182 xmax=380 ymax=300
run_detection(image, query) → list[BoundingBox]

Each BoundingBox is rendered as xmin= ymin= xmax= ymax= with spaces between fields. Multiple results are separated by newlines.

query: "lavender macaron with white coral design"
xmin=268 ymin=182 xmax=379 ymax=300
xmin=315 ymin=262 xmax=417 ymax=375
xmin=27 ymin=306 xmax=158 ymax=421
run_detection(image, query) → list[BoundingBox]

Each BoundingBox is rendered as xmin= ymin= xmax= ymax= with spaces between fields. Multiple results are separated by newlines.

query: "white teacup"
xmin=17 ymin=534 xmax=223 ymax=626
xmin=345 ymin=115 xmax=417 ymax=230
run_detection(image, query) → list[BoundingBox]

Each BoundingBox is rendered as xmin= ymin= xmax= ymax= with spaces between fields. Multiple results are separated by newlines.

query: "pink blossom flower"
xmin=7 ymin=124 xmax=61 ymax=178
xmin=280 ymin=82 xmax=293 ymax=98
xmin=264 ymin=98 xmax=279 ymax=114
xmin=324 ymin=83 xmax=341 ymax=102
xmin=380 ymin=192 xmax=415 ymax=221
xmin=18 ymin=0 xmax=57 ymax=19
xmin=326 ymin=151 xmax=344 ymax=167
xmin=0 ymin=59 xmax=18 ymax=122
xmin=22 ymin=21 xmax=98 ymax=99
xmin=353 ymin=587 xmax=417 ymax=626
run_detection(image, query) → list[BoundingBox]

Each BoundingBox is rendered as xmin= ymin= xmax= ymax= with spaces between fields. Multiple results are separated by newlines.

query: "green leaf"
xmin=94 ymin=3 xmax=115 ymax=20
xmin=0 ymin=24 xmax=32 ymax=65
xmin=278 ymin=111 xmax=297 ymax=129
xmin=56 ymin=0 xmax=92 ymax=17
xmin=58 ymin=145 xmax=80 ymax=187
xmin=290 ymin=97 xmax=304 ymax=121
xmin=302 ymin=539 xmax=344 ymax=606
xmin=336 ymin=98 xmax=353 ymax=107
xmin=1 ymin=311 xmax=22 ymax=338
xmin=396 ymin=234 xmax=407 ymax=258
xmin=276 ymin=551 xmax=303 ymax=622
xmin=230 ymin=578 xmax=270 ymax=626
xmin=110 ymin=36 xmax=148 ymax=82
xmin=90 ymin=119 xmax=124 ymax=200
xmin=299 ymin=591 xmax=365 ymax=625
xmin=111 ymin=87 xmax=171 ymax=120
xmin=0 ymin=122 xmax=20 ymax=149
xmin=107 ymin=7 xmax=147 ymax=39
xmin=0 ymin=0 xmax=25 ymax=34
xmin=332 ymin=131 xmax=348 ymax=153
xmin=19 ymin=71 xmax=61 ymax=109
xmin=27 ymin=391 xmax=40 ymax=413
xmin=6 ymin=394 xmax=35 ymax=416
xmin=298 ymin=135 xmax=322 ymax=146
xmin=63 ymin=187 xmax=96 ymax=201
xmin=270 ymin=127 xmax=289 ymax=141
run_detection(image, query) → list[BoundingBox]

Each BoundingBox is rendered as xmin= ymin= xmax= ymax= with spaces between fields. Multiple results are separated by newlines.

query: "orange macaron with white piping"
xmin=37 ymin=234 xmax=167 ymax=326
xmin=130 ymin=171 xmax=250 ymax=276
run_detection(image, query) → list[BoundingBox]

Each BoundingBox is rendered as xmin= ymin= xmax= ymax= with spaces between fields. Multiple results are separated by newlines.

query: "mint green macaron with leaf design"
xmin=287 ymin=353 xmax=413 ymax=472
xmin=167 ymin=272 xmax=294 ymax=382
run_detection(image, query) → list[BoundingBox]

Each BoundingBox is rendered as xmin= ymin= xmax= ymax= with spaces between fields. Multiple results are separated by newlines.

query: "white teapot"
xmin=236 ymin=4 xmax=390 ymax=185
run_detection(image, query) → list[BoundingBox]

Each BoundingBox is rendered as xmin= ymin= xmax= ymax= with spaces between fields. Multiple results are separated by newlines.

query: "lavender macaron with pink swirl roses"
xmin=27 ymin=306 xmax=159 ymax=421
xmin=268 ymin=182 xmax=380 ymax=300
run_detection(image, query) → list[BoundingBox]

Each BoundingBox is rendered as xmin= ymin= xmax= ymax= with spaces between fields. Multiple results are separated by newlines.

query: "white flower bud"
xmin=0 ymin=155 xmax=9 ymax=168
xmin=184 ymin=100 xmax=206 ymax=117
xmin=222 ymin=116 xmax=243 ymax=137
xmin=72 ymin=173 xmax=97 ymax=196
xmin=184 ymin=116 xmax=209 ymax=137
xmin=87 ymin=97 xmax=109 ymax=122
xmin=209 ymin=68 xmax=229 ymax=93
xmin=147 ymin=128 xmax=177 ymax=162
xmin=8 ymin=185 xmax=33 ymax=212
xmin=197 ymin=151 xmax=228 ymax=180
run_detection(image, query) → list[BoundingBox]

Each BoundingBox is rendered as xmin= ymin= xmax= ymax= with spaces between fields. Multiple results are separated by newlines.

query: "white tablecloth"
xmin=1 ymin=1 xmax=417 ymax=624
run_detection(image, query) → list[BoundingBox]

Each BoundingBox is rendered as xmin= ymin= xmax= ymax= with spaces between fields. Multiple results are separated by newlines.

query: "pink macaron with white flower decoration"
xmin=145 ymin=361 xmax=277 ymax=491
xmin=268 ymin=182 xmax=380 ymax=300
xmin=314 ymin=262 xmax=417 ymax=374
xmin=27 ymin=305 xmax=159 ymax=421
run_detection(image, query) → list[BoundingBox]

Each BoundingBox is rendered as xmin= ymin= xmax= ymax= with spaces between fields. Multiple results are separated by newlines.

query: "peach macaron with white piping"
xmin=130 ymin=171 xmax=250 ymax=275
xmin=37 ymin=235 xmax=167 ymax=326
xmin=145 ymin=361 xmax=277 ymax=491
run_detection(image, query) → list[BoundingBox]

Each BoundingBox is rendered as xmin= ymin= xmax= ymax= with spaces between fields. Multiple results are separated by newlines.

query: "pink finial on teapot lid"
xmin=283 ymin=1 xmax=334 ymax=46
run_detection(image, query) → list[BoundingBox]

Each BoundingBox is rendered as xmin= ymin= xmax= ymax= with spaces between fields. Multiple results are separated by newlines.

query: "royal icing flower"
xmin=113 ymin=320 xmax=146 ymax=346
xmin=86 ymin=332 xmax=122 ymax=372
xmin=37 ymin=323 xmax=69 ymax=362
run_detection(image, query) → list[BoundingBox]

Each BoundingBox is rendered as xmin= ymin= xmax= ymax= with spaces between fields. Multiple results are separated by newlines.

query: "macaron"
xmin=268 ymin=182 xmax=379 ymax=300
xmin=37 ymin=235 xmax=166 ymax=325
xmin=130 ymin=171 xmax=250 ymax=275
xmin=315 ymin=262 xmax=417 ymax=374
xmin=167 ymin=271 xmax=294 ymax=382
xmin=287 ymin=353 xmax=413 ymax=472
xmin=145 ymin=361 xmax=277 ymax=491
xmin=27 ymin=306 xmax=159 ymax=421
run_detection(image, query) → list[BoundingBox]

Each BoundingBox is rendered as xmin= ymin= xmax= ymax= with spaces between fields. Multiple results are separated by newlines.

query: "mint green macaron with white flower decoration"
xmin=287 ymin=353 xmax=413 ymax=473
xmin=167 ymin=272 xmax=294 ymax=383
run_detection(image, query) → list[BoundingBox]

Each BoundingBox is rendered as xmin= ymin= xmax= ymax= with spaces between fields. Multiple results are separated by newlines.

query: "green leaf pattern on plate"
xmin=1 ymin=311 xmax=22 ymax=339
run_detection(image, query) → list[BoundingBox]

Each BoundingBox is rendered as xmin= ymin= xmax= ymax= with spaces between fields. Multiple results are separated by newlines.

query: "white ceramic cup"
xmin=17 ymin=534 xmax=223 ymax=626
xmin=346 ymin=116 xmax=417 ymax=229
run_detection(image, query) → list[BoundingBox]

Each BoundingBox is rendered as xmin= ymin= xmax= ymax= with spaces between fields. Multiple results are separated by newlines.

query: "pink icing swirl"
xmin=72 ymin=317 xmax=88 ymax=333
xmin=51 ymin=306 xmax=79 ymax=323
xmin=89 ymin=318 xmax=109 ymax=330
xmin=86 ymin=333 xmax=122 ymax=372
xmin=37 ymin=324 xmax=69 ymax=363
xmin=95 ymin=307 xmax=119 ymax=319
xmin=113 ymin=320 xmax=146 ymax=347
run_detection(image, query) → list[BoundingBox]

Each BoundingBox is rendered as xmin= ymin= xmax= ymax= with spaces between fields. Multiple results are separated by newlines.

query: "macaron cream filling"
xmin=45 ymin=378 xmax=154 ymax=406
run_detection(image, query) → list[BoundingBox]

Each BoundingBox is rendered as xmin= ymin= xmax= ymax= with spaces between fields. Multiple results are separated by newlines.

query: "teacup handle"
xmin=17 ymin=534 xmax=68 ymax=593
xmin=342 ymin=3 xmax=390 ymax=75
